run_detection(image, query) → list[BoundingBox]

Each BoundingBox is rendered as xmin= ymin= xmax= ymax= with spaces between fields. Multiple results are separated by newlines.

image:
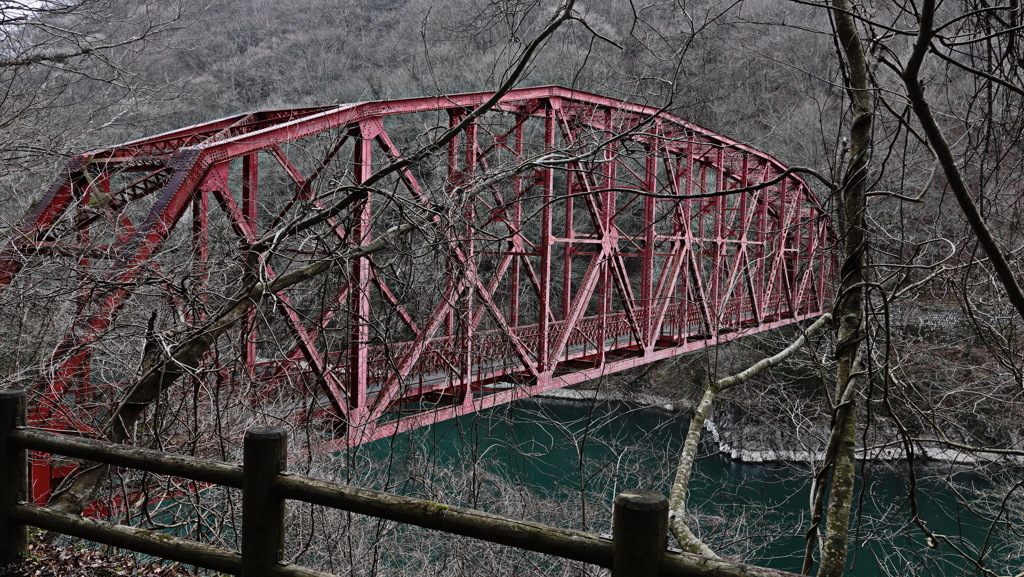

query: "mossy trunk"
xmin=817 ymin=1 xmax=871 ymax=576
xmin=667 ymin=314 xmax=832 ymax=558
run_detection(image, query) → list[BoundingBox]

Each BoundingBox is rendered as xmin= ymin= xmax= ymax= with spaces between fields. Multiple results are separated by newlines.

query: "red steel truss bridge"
xmin=0 ymin=86 xmax=834 ymax=501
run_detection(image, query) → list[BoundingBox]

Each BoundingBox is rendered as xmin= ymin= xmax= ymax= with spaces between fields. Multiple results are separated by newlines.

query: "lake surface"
xmin=356 ymin=397 xmax=1021 ymax=576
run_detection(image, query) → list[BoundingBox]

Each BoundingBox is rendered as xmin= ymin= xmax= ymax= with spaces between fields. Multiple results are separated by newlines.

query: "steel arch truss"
xmin=1 ymin=86 xmax=834 ymax=463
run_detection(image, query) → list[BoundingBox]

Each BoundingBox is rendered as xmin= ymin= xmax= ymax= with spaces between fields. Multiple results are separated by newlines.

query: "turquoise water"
xmin=352 ymin=397 xmax=1021 ymax=576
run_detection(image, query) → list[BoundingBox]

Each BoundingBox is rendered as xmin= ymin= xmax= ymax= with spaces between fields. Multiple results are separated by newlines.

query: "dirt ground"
xmin=0 ymin=536 xmax=195 ymax=577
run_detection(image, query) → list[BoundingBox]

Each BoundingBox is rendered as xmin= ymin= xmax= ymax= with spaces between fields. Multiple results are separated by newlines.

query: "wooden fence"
xmin=0 ymin=389 xmax=799 ymax=577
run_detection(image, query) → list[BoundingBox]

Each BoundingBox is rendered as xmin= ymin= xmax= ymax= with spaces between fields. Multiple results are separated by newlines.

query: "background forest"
xmin=2 ymin=1 xmax=1024 ymax=576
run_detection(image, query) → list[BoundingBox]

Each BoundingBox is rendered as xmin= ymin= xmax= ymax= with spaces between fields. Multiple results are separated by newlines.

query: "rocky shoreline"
xmin=538 ymin=387 xmax=1023 ymax=466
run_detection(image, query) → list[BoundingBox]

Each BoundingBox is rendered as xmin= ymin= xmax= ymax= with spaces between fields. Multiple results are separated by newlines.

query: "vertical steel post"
xmin=698 ymin=161 xmax=714 ymax=331
xmin=641 ymin=138 xmax=657 ymax=349
xmin=737 ymin=153 xmax=750 ymax=324
xmin=509 ymin=121 xmax=523 ymax=327
xmin=597 ymin=112 xmax=617 ymax=363
xmin=562 ymin=174 xmax=574 ymax=322
xmin=711 ymin=147 xmax=726 ymax=323
xmin=757 ymin=176 xmax=770 ymax=320
xmin=241 ymin=154 xmax=259 ymax=373
xmin=560 ymin=111 xmax=578 ymax=324
xmin=537 ymin=103 xmax=555 ymax=379
xmin=681 ymin=148 xmax=695 ymax=338
xmin=349 ymin=124 xmax=374 ymax=424
xmin=779 ymin=178 xmax=794 ymax=316
xmin=799 ymin=200 xmax=812 ymax=314
xmin=461 ymin=120 xmax=477 ymax=394
xmin=666 ymin=153 xmax=683 ymax=341
xmin=817 ymin=220 xmax=831 ymax=313
xmin=192 ymin=187 xmax=210 ymax=320
xmin=445 ymin=111 xmax=463 ymax=344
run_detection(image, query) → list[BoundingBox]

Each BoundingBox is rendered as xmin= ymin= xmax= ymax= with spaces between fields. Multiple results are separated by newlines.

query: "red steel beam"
xmin=2 ymin=86 xmax=836 ymax=490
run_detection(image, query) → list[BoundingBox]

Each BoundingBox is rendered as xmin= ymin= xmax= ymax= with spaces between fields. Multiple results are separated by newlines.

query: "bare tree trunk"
xmin=668 ymin=314 xmax=832 ymax=556
xmin=900 ymin=0 xmax=1024 ymax=322
xmin=815 ymin=2 xmax=871 ymax=576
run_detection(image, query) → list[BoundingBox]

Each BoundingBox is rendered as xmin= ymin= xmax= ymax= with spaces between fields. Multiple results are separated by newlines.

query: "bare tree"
xmin=1 ymin=0 xmax=191 ymax=177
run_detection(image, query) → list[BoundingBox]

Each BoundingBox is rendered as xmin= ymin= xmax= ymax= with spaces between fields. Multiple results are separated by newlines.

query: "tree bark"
xmin=668 ymin=314 xmax=832 ymax=556
xmin=816 ymin=2 xmax=871 ymax=576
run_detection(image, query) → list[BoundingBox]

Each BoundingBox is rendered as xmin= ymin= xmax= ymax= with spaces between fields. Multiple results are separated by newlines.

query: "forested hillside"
xmin=2 ymin=1 xmax=1023 ymax=576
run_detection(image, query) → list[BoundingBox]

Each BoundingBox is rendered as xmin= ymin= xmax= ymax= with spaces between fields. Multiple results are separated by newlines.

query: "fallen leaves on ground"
xmin=0 ymin=536 xmax=196 ymax=577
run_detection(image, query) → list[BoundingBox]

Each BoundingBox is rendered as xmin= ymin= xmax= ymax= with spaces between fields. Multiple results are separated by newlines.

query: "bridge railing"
xmin=0 ymin=390 xmax=798 ymax=577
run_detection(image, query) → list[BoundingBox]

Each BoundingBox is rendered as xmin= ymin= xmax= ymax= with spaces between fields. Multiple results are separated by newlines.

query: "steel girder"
xmin=0 ymin=86 xmax=834 ymax=500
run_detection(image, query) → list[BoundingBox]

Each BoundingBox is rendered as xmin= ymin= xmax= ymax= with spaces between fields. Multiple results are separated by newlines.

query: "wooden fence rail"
xmin=0 ymin=390 xmax=799 ymax=577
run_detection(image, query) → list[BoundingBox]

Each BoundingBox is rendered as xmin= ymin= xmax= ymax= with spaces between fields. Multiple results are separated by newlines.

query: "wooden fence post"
xmin=1 ymin=389 xmax=28 ymax=562
xmin=242 ymin=426 xmax=287 ymax=577
xmin=612 ymin=489 xmax=668 ymax=577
